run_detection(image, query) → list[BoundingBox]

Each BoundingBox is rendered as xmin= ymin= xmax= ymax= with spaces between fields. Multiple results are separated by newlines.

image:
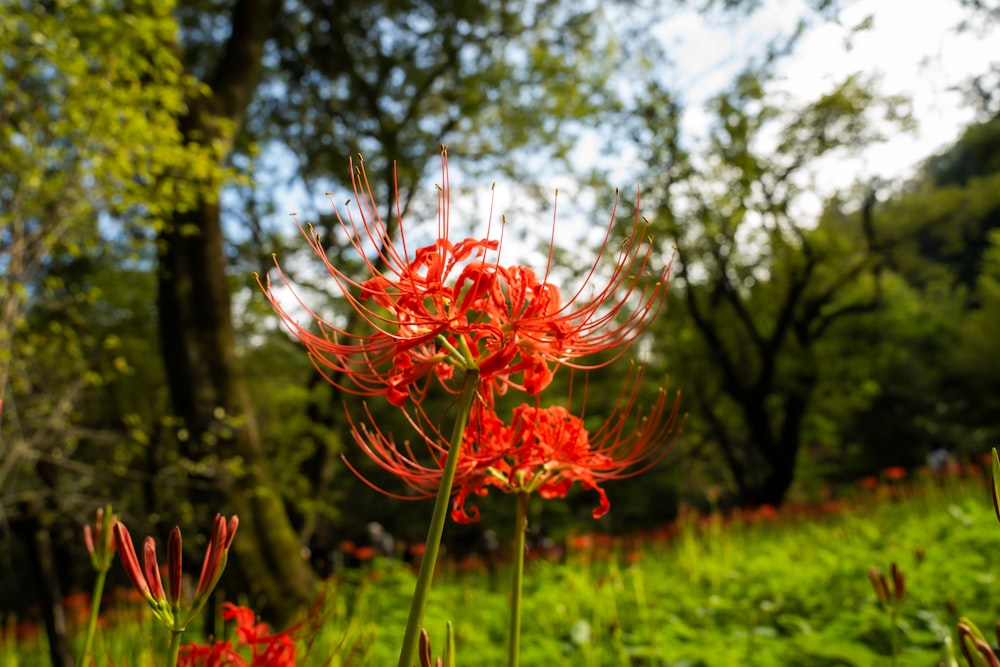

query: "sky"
xmin=653 ymin=0 xmax=996 ymax=190
xmin=500 ymin=0 xmax=998 ymax=240
xmin=262 ymin=0 xmax=997 ymax=281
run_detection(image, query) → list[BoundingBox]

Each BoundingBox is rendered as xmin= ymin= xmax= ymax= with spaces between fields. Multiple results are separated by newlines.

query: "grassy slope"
xmin=312 ymin=477 xmax=1000 ymax=666
xmin=6 ymin=476 xmax=1000 ymax=666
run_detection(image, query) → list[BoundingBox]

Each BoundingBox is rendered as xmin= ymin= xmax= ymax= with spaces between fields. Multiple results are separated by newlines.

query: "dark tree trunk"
xmin=14 ymin=501 xmax=73 ymax=667
xmin=155 ymin=0 xmax=316 ymax=627
xmin=33 ymin=522 xmax=73 ymax=667
xmin=739 ymin=376 xmax=813 ymax=506
xmin=158 ymin=199 xmax=316 ymax=626
xmin=744 ymin=454 xmax=797 ymax=507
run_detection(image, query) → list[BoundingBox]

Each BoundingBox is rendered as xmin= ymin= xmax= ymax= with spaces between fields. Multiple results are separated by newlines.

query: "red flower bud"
xmin=113 ymin=514 xmax=238 ymax=632
xmin=113 ymin=522 xmax=152 ymax=602
xmin=142 ymin=536 xmax=166 ymax=604
xmin=167 ymin=527 xmax=183 ymax=606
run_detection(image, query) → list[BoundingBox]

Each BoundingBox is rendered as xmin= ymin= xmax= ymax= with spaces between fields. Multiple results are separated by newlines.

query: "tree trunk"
xmin=740 ymin=385 xmax=812 ymax=507
xmin=744 ymin=460 xmax=796 ymax=507
xmin=14 ymin=501 xmax=73 ymax=667
xmin=158 ymin=197 xmax=316 ymax=628
xmin=155 ymin=0 xmax=316 ymax=627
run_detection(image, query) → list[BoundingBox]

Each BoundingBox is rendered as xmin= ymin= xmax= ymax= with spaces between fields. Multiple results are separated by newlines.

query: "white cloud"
xmin=771 ymin=0 xmax=994 ymax=184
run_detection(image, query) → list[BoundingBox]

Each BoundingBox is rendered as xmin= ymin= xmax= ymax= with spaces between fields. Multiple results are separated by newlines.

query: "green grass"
xmin=6 ymin=476 xmax=1000 ymax=666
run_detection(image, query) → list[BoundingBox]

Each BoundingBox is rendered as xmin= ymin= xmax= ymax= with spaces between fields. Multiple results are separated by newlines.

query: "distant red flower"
xmin=60 ymin=592 xmax=92 ymax=628
xmin=858 ymin=475 xmax=879 ymax=490
xmin=882 ymin=466 xmax=907 ymax=481
xmin=346 ymin=365 xmax=681 ymax=523
xmin=111 ymin=586 xmax=146 ymax=605
xmin=352 ymin=546 xmax=377 ymax=562
xmin=756 ymin=504 xmax=778 ymax=520
xmin=259 ymin=148 xmax=672 ymax=407
xmin=10 ymin=619 xmax=40 ymax=643
xmin=178 ymin=603 xmax=295 ymax=667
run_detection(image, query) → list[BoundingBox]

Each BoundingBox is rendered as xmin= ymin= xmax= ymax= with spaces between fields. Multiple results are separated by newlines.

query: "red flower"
xmin=352 ymin=546 xmax=378 ymax=562
xmin=178 ymin=603 xmax=296 ymax=667
xmin=857 ymin=475 xmax=879 ymax=490
xmin=178 ymin=639 xmax=244 ymax=667
xmin=882 ymin=466 xmax=907 ymax=481
xmin=259 ymin=148 xmax=672 ymax=407
xmin=346 ymin=365 xmax=682 ymax=523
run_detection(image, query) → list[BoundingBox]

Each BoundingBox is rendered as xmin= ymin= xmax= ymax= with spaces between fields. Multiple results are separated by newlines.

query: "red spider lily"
xmin=178 ymin=603 xmax=296 ymax=667
xmin=857 ymin=475 xmax=879 ymax=490
xmin=259 ymin=148 xmax=673 ymax=407
xmin=113 ymin=514 xmax=238 ymax=631
xmin=881 ymin=466 xmax=907 ymax=481
xmin=345 ymin=364 xmax=682 ymax=523
xmin=178 ymin=639 xmax=244 ymax=667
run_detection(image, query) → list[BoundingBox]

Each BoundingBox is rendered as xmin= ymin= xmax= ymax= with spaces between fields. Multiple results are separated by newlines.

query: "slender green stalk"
xmin=397 ymin=370 xmax=480 ymax=667
xmin=507 ymin=492 xmax=529 ymax=667
xmin=77 ymin=569 xmax=107 ymax=667
xmin=629 ymin=558 xmax=657 ymax=658
xmin=889 ymin=607 xmax=899 ymax=667
xmin=167 ymin=630 xmax=183 ymax=667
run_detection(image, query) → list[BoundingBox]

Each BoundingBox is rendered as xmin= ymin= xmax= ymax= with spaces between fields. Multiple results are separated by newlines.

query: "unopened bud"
xmin=168 ymin=527 xmax=183 ymax=606
xmin=992 ymin=448 xmax=1000 ymax=524
xmin=890 ymin=561 xmax=904 ymax=601
xmin=868 ymin=567 xmax=888 ymax=603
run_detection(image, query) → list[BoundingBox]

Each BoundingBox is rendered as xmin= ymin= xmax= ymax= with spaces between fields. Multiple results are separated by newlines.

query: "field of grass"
xmin=5 ymin=474 xmax=1000 ymax=666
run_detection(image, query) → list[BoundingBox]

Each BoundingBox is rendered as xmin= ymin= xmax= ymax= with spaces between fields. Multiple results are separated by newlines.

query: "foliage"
xmin=0 ymin=1 xmax=219 ymax=436
xmin=635 ymin=59 xmax=913 ymax=504
xmin=0 ymin=0 xmax=231 ymax=500
xmin=6 ymin=474 xmax=1000 ymax=666
xmin=0 ymin=0 xmax=207 ymax=597
xmin=825 ymin=117 xmax=1000 ymax=471
xmin=262 ymin=0 xmax=621 ymax=187
xmin=809 ymin=273 xmax=955 ymax=475
xmin=951 ymin=229 xmax=1000 ymax=446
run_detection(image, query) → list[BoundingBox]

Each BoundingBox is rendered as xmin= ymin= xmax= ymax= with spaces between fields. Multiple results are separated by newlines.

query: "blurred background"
xmin=1 ymin=0 xmax=998 ymax=634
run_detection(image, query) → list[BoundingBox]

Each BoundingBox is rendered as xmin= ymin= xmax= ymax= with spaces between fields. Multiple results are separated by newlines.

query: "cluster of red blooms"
xmin=261 ymin=147 xmax=681 ymax=521
xmin=178 ymin=603 xmax=295 ymax=667
xmin=348 ymin=363 xmax=680 ymax=522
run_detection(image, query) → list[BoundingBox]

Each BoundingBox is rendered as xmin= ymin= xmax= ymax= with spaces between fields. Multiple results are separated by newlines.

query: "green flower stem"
xmin=167 ymin=629 xmax=183 ymax=667
xmin=508 ymin=492 xmax=529 ymax=667
xmin=167 ymin=630 xmax=184 ymax=667
xmin=889 ymin=606 xmax=899 ymax=667
xmin=77 ymin=569 xmax=107 ymax=667
xmin=397 ymin=369 xmax=480 ymax=667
